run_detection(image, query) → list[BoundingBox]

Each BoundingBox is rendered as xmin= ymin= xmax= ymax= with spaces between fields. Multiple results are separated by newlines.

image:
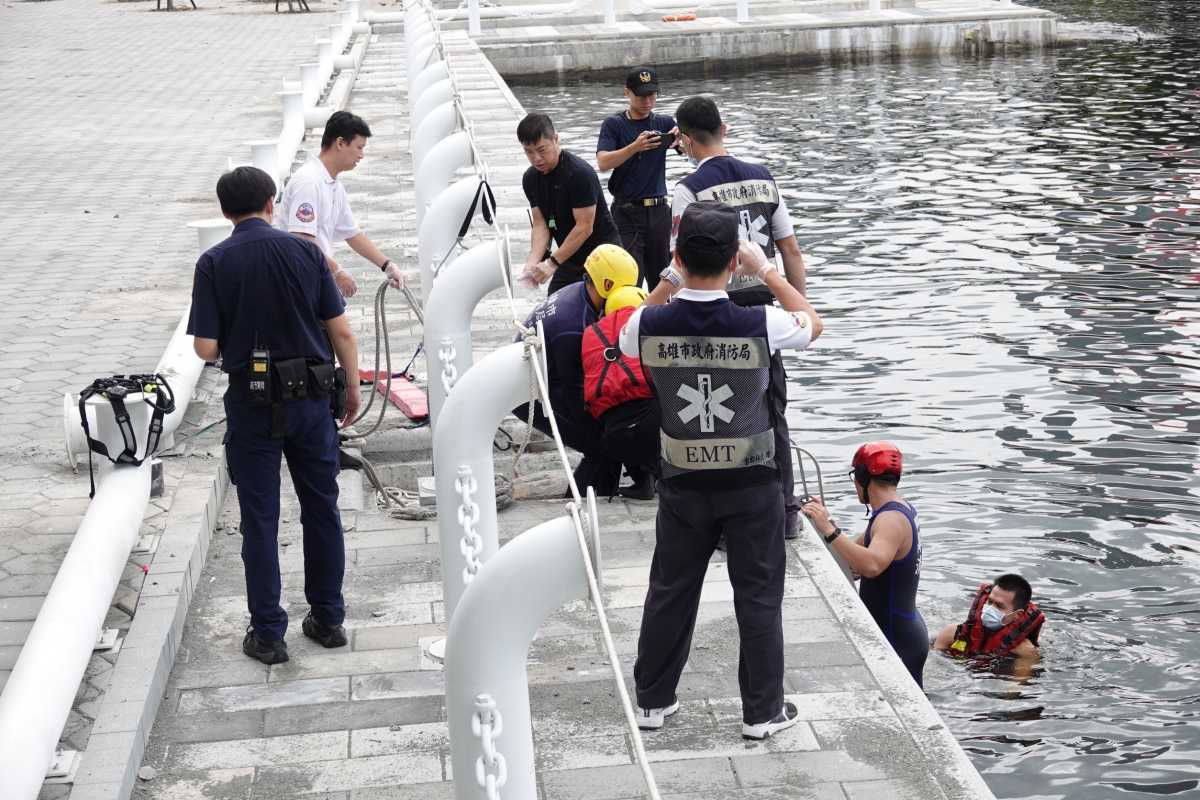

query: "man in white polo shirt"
xmin=276 ymin=111 xmax=404 ymax=297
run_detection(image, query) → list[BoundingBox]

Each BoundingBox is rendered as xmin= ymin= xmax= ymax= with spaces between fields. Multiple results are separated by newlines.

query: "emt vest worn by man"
xmin=678 ymin=157 xmax=783 ymax=306
xmin=637 ymin=297 xmax=776 ymax=487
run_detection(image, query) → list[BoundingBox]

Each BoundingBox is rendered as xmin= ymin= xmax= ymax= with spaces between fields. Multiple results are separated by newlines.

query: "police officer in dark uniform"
xmin=188 ymin=166 xmax=362 ymax=665
xmin=619 ymin=201 xmax=823 ymax=739
xmin=596 ymin=67 xmax=677 ymax=291
xmin=654 ymin=95 xmax=810 ymax=539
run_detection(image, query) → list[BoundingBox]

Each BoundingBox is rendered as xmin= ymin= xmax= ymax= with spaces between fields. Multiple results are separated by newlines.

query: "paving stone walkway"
xmin=0 ymin=0 xmax=343 ymax=789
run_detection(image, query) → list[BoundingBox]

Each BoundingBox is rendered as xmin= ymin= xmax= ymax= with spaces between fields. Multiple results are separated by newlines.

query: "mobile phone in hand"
xmin=657 ymin=131 xmax=677 ymax=150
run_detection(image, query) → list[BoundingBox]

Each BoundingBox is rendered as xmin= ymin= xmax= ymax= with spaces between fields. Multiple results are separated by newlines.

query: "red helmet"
xmin=852 ymin=442 xmax=903 ymax=478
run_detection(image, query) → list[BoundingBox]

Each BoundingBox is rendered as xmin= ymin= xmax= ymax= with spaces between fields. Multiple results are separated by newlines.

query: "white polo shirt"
xmin=274 ymin=155 xmax=360 ymax=256
xmin=619 ymin=288 xmax=814 ymax=357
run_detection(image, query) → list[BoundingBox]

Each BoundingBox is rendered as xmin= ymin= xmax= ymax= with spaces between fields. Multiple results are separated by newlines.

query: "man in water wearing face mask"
xmin=802 ymin=442 xmax=929 ymax=688
xmin=934 ymin=574 xmax=1045 ymax=661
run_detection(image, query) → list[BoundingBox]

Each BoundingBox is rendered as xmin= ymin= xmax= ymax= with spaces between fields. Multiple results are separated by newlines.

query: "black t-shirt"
xmin=597 ymin=111 xmax=675 ymax=201
xmin=522 ymin=149 xmax=619 ymax=271
xmin=186 ymin=218 xmax=344 ymax=374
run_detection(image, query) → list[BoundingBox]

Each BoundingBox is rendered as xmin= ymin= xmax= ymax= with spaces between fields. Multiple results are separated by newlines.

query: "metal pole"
xmin=870 ymin=0 xmax=881 ymax=12
xmin=737 ymin=0 xmax=750 ymax=23
xmin=0 ymin=221 xmax=215 ymax=800
xmin=422 ymin=234 xmax=510 ymax=430
xmin=445 ymin=516 xmax=589 ymax=800
xmin=602 ymin=0 xmax=616 ymax=26
xmin=433 ymin=343 xmax=540 ymax=623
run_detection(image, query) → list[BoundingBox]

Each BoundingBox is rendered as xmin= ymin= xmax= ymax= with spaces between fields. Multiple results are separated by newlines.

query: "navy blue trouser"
xmin=635 ymin=478 xmax=786 ymax=725
xmin=224 ymin=395 xmax=345 ymax=641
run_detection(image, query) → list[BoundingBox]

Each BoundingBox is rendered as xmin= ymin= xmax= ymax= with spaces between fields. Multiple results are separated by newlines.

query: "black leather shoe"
xmin=619 ymin=472 xmax=656 ymax=501
xmin=243 ymin=628 xmax=289 ymax=665
xmin=302 ymin=613 xmax=348 ymax=648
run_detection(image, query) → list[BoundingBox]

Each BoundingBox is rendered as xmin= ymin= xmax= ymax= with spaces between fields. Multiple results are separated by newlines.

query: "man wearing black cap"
xmin=596 ymin=67 xmax=678 ymax=291
xmin=619 ymin=200 xmax=823 ymax=740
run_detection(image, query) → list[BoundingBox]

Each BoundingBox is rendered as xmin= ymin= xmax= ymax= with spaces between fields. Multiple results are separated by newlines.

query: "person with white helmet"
xmin=514 ymin=244 xmax=640 ymax=496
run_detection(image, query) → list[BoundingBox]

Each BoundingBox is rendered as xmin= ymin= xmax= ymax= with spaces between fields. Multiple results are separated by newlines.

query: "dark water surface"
xmin=511 ymin=2 xmax=1200 ymax=797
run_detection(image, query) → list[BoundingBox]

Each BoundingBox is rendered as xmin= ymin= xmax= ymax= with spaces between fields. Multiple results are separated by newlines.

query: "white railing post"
xmin=414 ymin=130 xmax=473 ymax=228
xmin=870 ymin=0 xmax=881 ymax=12
xmin=468 ymin=0 xmax=482 ymax=36
xmin=602 ymin=0 xmax=616 ymax=25
xmin=433 ymin=342 xmax=541 ymax=622
xmin=422 ymin=233 xmax=510 ymax=429
xmin=445 ymin=515 xmax=589 ymax=800
xmin=417 ymin=176 xmax=486 ymax=308
xmin=737 ymin=0 xmax=750 ymax=23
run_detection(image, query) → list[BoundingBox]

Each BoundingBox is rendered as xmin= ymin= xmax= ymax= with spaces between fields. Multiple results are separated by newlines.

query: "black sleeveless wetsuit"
xmin=859 ymin=500 xmax=929 ymax=688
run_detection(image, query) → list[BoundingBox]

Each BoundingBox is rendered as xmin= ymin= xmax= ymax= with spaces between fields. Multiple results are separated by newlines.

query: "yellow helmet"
xmin=605 ymin=285 xmax=648 ymax=316
xmin=583 ymin=244 xmax=639 ymax=298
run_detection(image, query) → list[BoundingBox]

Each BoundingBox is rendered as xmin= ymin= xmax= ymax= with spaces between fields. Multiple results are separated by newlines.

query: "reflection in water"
xmin=512 ymin=1 xmax=1199 ymax=797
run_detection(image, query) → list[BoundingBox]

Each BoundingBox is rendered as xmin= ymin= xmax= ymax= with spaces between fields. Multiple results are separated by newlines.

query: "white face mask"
xmin=981 ymin=604 xmax=1007 ymax=630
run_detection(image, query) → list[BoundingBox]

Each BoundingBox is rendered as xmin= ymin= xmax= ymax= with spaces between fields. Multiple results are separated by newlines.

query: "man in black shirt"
xmin=188 ymin=166 xmax=361 ymax=665
xmin=597 ymin=67 xmax=677 ymax=291
xmin=518 ymin=112 xmax=621 ymax=295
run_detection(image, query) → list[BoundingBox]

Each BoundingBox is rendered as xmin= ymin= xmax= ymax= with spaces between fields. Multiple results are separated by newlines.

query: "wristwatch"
xmin=379 ymin=259 xmax=391 ymax=273
xmin=659 ymin=265 xmax=683 ymax=289
xmin=823 ymin=525 xmax=842 ymax=545
xmin=548 ymin=253 xmax=562 ymax=268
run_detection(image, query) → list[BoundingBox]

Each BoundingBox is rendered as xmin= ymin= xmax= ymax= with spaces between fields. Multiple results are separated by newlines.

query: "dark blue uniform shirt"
xmin=186 ymin=218 xmax=344 ymax=374
xmin=520 ymin=281 xmax=600 ymax=417
xmin=597 ymin=111 xmax=676 ymax=201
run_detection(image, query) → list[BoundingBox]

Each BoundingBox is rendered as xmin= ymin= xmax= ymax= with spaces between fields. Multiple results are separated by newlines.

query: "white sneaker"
xmin=635 ymin=700 xmax=680 ymax=730
xmin=742 ymin=701 xmax=799 ymax=740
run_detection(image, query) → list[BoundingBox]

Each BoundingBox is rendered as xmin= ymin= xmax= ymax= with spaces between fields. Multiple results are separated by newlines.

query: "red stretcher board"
xmin=358 ymin=370 xmax=429 ymax=420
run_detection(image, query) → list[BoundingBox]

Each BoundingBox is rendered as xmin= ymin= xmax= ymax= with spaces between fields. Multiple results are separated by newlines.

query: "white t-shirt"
xmin=619 ymin=288 xmax=814 ymax=357
xmin=274 ymin=156 xmax=360 ymax=256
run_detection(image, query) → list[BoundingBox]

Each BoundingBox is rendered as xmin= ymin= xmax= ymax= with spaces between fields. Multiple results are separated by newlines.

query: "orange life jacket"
xmin=581 ymin=307 xmax=653 ymax=419
xmin=950 ymin=583 xmax=1044 ymax=658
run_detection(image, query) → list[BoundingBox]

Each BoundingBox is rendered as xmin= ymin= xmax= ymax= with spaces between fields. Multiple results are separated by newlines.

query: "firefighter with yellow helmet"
xmin=513 ymin=245 xmax=640 ymax=496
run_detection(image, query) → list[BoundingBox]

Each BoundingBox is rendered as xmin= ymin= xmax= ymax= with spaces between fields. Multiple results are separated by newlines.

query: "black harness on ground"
xmin=77 ymin=373 xmax=176 ymax=498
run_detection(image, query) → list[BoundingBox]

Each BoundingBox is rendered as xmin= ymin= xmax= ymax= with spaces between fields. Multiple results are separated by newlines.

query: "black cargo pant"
xmin=634 ymin=478 xmax=786 ymax=725
xmin=611 ymin=200 xmax=671 ymax=291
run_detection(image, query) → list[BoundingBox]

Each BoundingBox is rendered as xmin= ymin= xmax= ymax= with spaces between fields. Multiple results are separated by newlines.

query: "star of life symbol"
xmin=677 ymin=373 xmax=734 ymax=433
xmin=739 ymin=209 xmax=770 ymax=247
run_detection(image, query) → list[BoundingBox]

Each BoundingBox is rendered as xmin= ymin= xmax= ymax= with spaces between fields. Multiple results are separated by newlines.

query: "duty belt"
xmin=619 ymin=196 xmax=668 ymax=207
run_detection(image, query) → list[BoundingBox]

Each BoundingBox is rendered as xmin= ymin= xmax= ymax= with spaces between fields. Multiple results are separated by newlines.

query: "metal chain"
xmin=472 ymin=694 xmax=508 ymax=800
xmin=439 ymin=337 xmax=459 ymax=395
xmin=456 ymin=465 xmax=482 ymax=584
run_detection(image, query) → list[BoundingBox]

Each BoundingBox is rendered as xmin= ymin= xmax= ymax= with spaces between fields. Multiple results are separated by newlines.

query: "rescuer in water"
xmin=934 ymin=574 xmax=1045 ymax=663
xmin=802 ymin=443 xmax=929 ymax=688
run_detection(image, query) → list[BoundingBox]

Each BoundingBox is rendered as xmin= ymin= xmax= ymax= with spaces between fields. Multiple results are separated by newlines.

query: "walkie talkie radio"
xmin=249 ymin=348 xmax=271 ymax=405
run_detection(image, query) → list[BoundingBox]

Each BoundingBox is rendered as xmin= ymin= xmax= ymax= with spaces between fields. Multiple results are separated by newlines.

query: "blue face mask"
xmin=981 ymin=604 xmax=1006 ymax=630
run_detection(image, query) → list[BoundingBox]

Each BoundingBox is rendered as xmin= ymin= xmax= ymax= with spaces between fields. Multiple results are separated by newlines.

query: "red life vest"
xmin=581 ymin=307 xmax=653 ymax=419
xmin=950 ymin=582 xmax=1045 ymax=658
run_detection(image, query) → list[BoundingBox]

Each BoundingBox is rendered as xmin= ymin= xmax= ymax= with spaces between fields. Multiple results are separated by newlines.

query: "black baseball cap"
xmin=677 ymin=200 xmax=739 ymax=258
xmin=625 ymin=66 xmax=660 ymax=96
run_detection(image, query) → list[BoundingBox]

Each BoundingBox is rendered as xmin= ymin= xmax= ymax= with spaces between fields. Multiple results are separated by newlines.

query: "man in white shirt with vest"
xmin=620 ymin=200 xmax=823 ymax=741
xmin=275 ymin=111 xmax=404 ymax=298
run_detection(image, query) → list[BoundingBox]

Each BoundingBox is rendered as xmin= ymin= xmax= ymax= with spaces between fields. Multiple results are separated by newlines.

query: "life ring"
xmin=662 ymin=12 xmax=696 ymax=21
